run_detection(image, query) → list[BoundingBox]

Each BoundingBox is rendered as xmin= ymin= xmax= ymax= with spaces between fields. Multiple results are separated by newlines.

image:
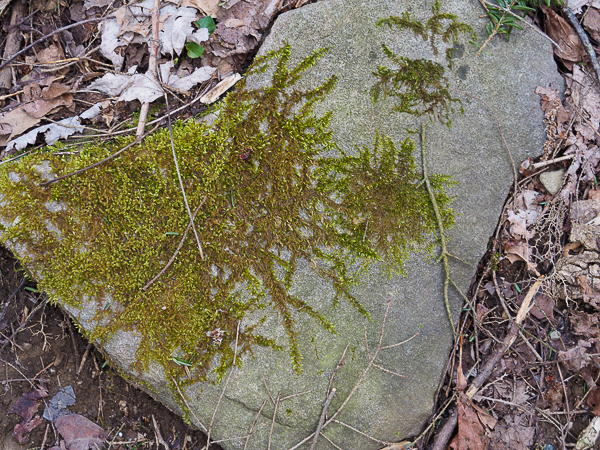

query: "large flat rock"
xmin=0 ymin=0 xmax=563 ymax=449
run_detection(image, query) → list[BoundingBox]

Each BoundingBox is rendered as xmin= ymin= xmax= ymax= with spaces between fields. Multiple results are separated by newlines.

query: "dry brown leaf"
xmin=36 ymin=44 xmax=66 ymax=64
xmin=22 ymin=94 xmax=74 ymax=119
xmin=54 ymin=414 xmax=106 ymax=450
xmin=559 ymin=340 xmax=593 ymax=372
xmin=590 ymin=189 xmax=600 ymax=200
xmin=42 ymin=83 xmax=71 ymax=100
xmin=448 ymin=396 xmax=488 ymax=450
xmin=542 ymin=5 xmax=586 ymax=63
xmin=587 ymin=386 xmax=600 ymax=415
xmin=0 ymin=107 xmax=40 ymax=146
xmin=181 ymin=0 xmax=220 ymax=16
xmin=584 ymin=7 xmax=600 ymax=42
xmin=504 ymin=241 xmax=539 ymax=274
xmin=530 ymin=293 xmax=555 ymax=320
xmin=570 ymin=310 xmax=600 ymax=337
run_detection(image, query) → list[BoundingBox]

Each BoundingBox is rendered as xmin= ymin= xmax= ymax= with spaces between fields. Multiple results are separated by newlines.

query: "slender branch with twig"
xmin=420 ymin=124 xmax=456 ymax=336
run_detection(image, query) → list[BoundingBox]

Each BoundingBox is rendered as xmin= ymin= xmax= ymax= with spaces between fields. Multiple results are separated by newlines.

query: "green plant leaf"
xmin=186 ymin=42 xmax=205 ymax=59
xmin=195 ymin=16 xmax=216 ymax=34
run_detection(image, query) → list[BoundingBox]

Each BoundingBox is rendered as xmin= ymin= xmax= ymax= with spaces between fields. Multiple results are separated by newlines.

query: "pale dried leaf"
xmin=559 ymin=340 xmax=593 ymax=372
xmin=6 ymin=103 xmax=103 ymax=151
xmin=181 ymin=0 xmax=220 ymax=16
xmin=88 ymin=73 xmax=131 ymax=96
xmin=42 ymin=83 xmax=71 ymax=100
xmin=168 ymin=66 xmax=215 ymax=91
xmin=200 ymin=73 xmax=241 ymax=104
xmin=118 ymin=73 xmax=162 ymax=103
xmin=566 ymin=0 xmax=600 ymax=14
xmin=160 ymin=6 xmax=197 ymax=56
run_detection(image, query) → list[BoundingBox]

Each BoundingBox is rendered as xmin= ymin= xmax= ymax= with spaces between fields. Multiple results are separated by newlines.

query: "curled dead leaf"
xmin=542 ymin=5 xmax=585 ymax=63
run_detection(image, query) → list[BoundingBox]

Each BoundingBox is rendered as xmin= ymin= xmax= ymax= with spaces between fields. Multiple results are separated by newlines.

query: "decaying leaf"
xmin=8 ymin=383 xmax=48 ymax=444
xmin=567 ymin=0 xmax=600 ymax=14
xmin=488 ymin=414 xmax=535 ymax=450
xmin=530 ymin=292 xmax=555 ymax=321
xmin=542 ymin=5 xmax=585 ymax=64
xmin=570 ymin=310 xmax=600 ymax=338
xmin=559 ymin=340 xmax=595 ymax=372
xmin=181 ymin=0 xmax=220 ymax=16
xmin=206 ymin=0 xmax=282 ymax=58
xmin=448 ymin=396 xmax=489 ymax=450
xmin=0 ymin=107 xmax=40 ymax=146
xmin=54 ymin=414 xmax=106 ymax=450
xmin=584 ymin=7 xmax=600 ymax=42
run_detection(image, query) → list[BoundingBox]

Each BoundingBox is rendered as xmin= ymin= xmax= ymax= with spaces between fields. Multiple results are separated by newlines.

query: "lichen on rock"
xmin=0 ymin=43 xmax=454 ymax=385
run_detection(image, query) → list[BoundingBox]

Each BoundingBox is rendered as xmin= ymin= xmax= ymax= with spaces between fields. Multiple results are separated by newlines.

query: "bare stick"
xmin=421 ymin=124 xmax=455 ymax=335
xmin=531 ymin=154 xmax=575 ymax=170
xmin=327 ymin=344 xmax=349 ymax=395
xmin=563 ymin=7 xmax=600 ymax=84
xmin=465 ymin=277 xmax=543 ymax=399
xmin=332 ymin=419 xmax=395 ymax=445
xmin=243 ymin=398 xmax=268 ymax=450
xmin=164 ymin=93 xmax=205 ymax=260
xmin=152 ymin=415 xmax=169 ymax=450
xmin=290 ymin=301 xmax=397 ymax=450
xmin=268 ymin=392 xmax=281 ymax=450
xmin=309 ymin=388 xmax=336 ymax=450
xmin=0 ymin=17 xmax=110 ymax=72
xmin=77 ymin=343 xmax=93 ymax=375
xmin=136 ymin=0 xmax=160 ymax=137
xmin=39 ymin=126 xmax=159 ymax=187
xmin=0 ymin=0 xmax=26 ymax=88
xmin=143 ymin=196 xmax=207 ymax=290
xmin=262 ymin=374 xmax=276 ymax=405
xmin=206 ymin=321 xmax=241 ymax=449
xmin=171 ymin=377 xmax=208 ymax=432
xmin=65 ymin=316 xmax=80 ymax=374
xmin=431 ymin=409 xmax=458 ymax=450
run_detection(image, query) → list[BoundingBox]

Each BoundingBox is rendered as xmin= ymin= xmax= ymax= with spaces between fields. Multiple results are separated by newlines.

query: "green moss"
xmin=373 ymin=0 xmax=473 ymax=124
xmin=0 ymin=43 xmax=454 ymax=385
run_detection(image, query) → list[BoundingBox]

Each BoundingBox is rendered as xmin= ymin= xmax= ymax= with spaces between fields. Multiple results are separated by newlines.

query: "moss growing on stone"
xmin=373 ymin=0 xmax=473 ymax=124
xmin=0 ymin=43 xmax=454 ymax=384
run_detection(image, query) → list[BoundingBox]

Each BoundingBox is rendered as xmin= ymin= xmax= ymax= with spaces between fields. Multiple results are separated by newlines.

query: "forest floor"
xmin=1 ymin=1 xmax=600 ymax=450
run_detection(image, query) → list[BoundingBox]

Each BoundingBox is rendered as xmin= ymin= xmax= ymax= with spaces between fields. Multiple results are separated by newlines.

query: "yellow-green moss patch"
xmin=0 ymin=44 xmax=454 ymax=385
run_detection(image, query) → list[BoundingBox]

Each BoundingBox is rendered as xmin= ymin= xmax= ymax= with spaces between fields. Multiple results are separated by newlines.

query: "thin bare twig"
xmin=243 ymin=398 xmax=268 ymax=450
xmin=309 ymin=388 xmax=336 ymax=450
xmin=136 ymin=0 xmax=160 ymax=137
xmin=205 ymin=321 xmax=241 ymax=449
xmin=421 ymin=124 xmax=455 ymax=335
xmin=143 ymin=196 xmax=207 ymax=290
xmin=164 ymin=93 xmax=205 ymax=260
xmin=268 ymin=392 xmax=281 ymax=450
xmin=563 ymin=7 xmax=600 ymax=84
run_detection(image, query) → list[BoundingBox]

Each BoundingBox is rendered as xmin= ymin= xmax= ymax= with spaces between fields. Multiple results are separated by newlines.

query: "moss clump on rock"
xmin=0 ymin=44 xmax=454 ymax=385
xmin=373 ymin=0 xmax=473 ymax=124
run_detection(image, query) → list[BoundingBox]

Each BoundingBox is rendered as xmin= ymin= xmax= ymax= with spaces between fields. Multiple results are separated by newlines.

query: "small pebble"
xmin=539 ymin=169 xmax=565 ymax=195
xmin=549 ymin=330 xmax=561 ymax=340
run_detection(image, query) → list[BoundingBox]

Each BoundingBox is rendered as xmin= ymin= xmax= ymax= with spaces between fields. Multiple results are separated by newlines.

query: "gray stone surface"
xmin=0 ymin=0 xmax=563 ymax=449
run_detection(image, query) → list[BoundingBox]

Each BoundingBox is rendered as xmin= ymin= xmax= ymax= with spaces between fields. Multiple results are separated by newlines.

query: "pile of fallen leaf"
xmin=412 ymin=2 xmax=600 ymax=450
xmin=0 ymin=0 xmax=304 ymax=159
